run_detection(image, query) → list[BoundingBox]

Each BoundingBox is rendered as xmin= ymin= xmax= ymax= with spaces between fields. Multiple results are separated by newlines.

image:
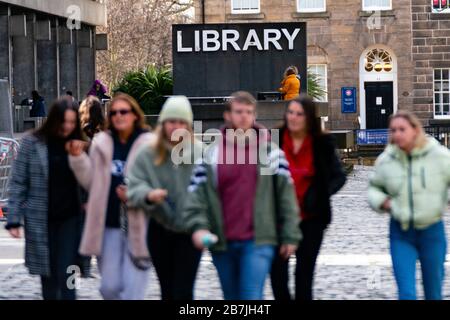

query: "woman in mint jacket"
xmin=368 ymin=110 xmax=450 ymax=300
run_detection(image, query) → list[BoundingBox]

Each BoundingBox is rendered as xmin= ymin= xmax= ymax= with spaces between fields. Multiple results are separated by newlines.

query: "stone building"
xmin=412 ymin=0 xmax=450 ymax=125
xmin=193 ymin=0 xmax=450 ymax=130
xmin=0 ymin=0 xmax=107 ymax=107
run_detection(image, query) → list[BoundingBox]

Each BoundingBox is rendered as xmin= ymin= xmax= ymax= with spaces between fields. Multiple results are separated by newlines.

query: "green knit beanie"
xmin=158 ymin=96 xmax=193 ymax=126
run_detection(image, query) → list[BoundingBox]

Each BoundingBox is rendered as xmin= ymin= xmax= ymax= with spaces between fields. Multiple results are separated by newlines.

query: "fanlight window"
xmin=364 ymin=48 xmax=393 ymax=73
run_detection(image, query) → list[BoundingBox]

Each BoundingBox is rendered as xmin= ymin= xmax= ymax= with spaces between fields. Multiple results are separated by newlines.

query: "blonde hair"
xmin=153 ymin=122 xmax=195 ymax=166
xmin=389 ymin=110 xmax=427 ymax=149
xmin=284 ymin=66 xmax=298 ymax=78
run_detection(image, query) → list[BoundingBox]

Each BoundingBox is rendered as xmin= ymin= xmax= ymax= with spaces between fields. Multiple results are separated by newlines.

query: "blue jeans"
xmin=390 ymin=219 xmax=447 ymax=300
xmin=212 ymin=240 xmax=275 ymax=300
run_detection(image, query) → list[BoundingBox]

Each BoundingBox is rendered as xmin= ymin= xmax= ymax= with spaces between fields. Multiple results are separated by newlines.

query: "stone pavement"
xmin=1 ymin=166 xmax=450 ymax=300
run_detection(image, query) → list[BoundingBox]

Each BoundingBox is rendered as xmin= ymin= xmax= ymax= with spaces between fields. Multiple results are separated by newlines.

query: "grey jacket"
xmin=6 ymin=134 xmax=51 ymax=276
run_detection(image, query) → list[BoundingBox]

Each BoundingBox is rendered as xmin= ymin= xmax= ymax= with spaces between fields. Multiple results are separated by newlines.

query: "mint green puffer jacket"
xmin=368 ymin=137 xmax=450 ymax=231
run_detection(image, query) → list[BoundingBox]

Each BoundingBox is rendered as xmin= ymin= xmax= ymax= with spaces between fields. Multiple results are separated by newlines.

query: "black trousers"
xmin=147 ymin=219 xmax=202 ymax=300
xmin=270 ymin=220 xmax=325 ymax=301
xmin=41 ymin=215 xmax=80 ymax=300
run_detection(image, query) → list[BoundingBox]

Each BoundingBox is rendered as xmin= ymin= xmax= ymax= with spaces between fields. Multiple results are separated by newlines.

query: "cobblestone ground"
xmin=1 ymin=165 xmax=450 ymax=300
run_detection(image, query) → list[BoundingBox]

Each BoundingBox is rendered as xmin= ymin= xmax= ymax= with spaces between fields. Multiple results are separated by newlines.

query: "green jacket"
xmin=126 ymin=140 xmax=203 ymax=233
xmin=368 ymin=137 xmax=450 ymax=231
xmin=181 ymin=140 xmax=302 ymax=252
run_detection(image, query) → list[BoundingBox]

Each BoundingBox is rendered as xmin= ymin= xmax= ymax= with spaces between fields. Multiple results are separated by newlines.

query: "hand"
xmin=192 ymin=229 xmax=211 ymax=250
xmin=8 ymin=228 xmax=22 ymax=239
xmin=66 ymin=140 xmax=87 ymax=156
xmin=381 ymin=198 xmax=391 ymax=212
xmin=279 ymin=244 xmax=297 ymax=260
xmin=116 ymin=185 xmax=128 ymax=203
xmin=147 ymin=189 xmax=168 ymax=204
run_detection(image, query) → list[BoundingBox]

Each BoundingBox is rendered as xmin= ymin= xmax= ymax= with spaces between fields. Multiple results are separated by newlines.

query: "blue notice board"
xmin=341 ymin=87 xmax=357 ymax=113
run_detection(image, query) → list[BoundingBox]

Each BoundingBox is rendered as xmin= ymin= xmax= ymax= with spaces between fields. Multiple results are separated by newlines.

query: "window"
xmin=309 ymin=64 xmax=328 ymax=102
xmin=362 ymin=0 xmax=392 ymax=11
xmin=297 ymin=0 xmax=326 ymax=12
xmin=231 ymin=0 xmax=260 ymax=14
xmin=434 ymin=69 xmax=450 ymax=118
xmin=432 ymin=0 xmax=450 ymax=13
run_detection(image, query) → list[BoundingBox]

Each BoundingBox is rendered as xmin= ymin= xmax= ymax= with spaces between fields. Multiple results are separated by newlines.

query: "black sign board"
xmin=172 ymin=23 xmax=307 ymax=98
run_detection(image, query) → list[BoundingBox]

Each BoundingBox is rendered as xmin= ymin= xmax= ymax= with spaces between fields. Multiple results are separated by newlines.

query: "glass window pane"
xmin=364 ymin=0 xmax=390 ymax=8
xmin=443 ymin=82 xmax=450 ymax=92
xmin=435 ymin=82 xmax=442 ymax=91
xmin=443 ymin=69 xmax=449 ymax=80
xmin=435 ymin=69 xmax=442 ymax=80
xmin=444 ymin=94 xmax=450 ymax=104
xmin=435 ymin=94 xmax=441 ymax=104
xmin=298 ymin=0 xmax=325 ymax=10
xmin=444 ymin=104 xmax=450 ymax=115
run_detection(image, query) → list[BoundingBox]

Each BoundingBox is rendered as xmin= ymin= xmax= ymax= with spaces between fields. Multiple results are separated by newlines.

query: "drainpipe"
xmin=201 ymin=0 xmax=205 ymax=24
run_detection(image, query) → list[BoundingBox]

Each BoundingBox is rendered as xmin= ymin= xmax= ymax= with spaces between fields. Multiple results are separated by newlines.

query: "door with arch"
xmin=359 ymin=46 xmax=398 ymax=129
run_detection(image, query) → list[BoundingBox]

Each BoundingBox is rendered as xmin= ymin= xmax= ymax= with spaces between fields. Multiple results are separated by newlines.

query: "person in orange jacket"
xmin=279 ymin=66 xmax=301 ymax=101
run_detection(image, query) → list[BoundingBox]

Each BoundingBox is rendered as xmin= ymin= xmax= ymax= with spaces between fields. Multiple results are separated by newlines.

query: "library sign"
xmin=172 ymin=23 xmax=307 ymax=98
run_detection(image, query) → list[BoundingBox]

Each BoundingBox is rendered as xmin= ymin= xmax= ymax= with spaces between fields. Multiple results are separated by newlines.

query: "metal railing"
xmin=0 ymin=137 xmax=19 ymax=205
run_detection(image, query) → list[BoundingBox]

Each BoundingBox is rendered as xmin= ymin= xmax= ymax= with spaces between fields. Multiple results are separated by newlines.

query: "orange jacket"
xmin=279 ymin=74 xmax=301 ymax=100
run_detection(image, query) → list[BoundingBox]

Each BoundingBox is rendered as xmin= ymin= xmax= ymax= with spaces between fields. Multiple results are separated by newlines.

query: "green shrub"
xmin=307 ymin=69 xmax=327 ymax=101
xmin=113 ymin=65 xmax=173 ymax=114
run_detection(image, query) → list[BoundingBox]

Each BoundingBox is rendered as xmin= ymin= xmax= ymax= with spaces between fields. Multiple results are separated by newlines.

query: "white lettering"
xmin=222 ymin=29 xmax=241 ymax=51
xmin=242 ymin=29 xmax=263 ymax=51
xmin=263 ymin=29 xmax=282 ymax=50
xmin=281 ymin=28 xmax=301 ymax=50
xmin=194 ymin=30 xmax=201 ymax=52
xmin=202 ymin=30 xmax=220 ymax=52
xmin=177 ymin=30 xmax=192 ymax=52
xmin=176 ymin=28 xmax=302 ymax=52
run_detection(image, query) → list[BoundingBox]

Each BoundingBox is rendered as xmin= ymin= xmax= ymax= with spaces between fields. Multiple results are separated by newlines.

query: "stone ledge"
xmin=358 ymin=10 xmax=396 ymax=18
xmin=291 ymin=12 xmax=330 ymax=19
xmin=226 ymin=13 xmax=265 ymax=20
xmin=430 ymin=13 xmax=450 ymax=20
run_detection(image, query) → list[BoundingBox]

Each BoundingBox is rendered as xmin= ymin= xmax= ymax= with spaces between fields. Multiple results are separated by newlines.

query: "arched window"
xmin=364 ymin=48 xmax=393 ymax=73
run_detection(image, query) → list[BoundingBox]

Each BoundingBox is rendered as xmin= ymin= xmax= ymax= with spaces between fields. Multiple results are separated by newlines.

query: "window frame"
xmin=297 ymin=0 xmax=327 ymax=13
xmin=431 ymin=0 xmax=450 ymax=13
xmin=433 ymin=68 xmax=450 ymax=119
xmin=362 ymin=0 xmax=392 ymax=11
xmin=308 ymin=64 xmax=328 ymax=103
xmin=231 ymin=0 xmax=261 ymax=14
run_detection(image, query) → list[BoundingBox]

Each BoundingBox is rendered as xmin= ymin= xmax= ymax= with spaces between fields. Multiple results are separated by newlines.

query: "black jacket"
xmin=279 ymin=127 xmax=347 ymax=226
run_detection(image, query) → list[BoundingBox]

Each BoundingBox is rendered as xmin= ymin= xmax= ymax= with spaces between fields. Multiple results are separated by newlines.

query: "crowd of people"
xmin=4 ymin=85 xmax=450 ymax=301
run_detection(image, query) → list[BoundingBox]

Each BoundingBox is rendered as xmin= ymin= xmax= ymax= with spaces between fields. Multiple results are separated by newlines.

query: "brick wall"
xmin=194 ymin=0 xmax=415 ymax=130
xmin=412 ymin=0 xmax=450 ymax=124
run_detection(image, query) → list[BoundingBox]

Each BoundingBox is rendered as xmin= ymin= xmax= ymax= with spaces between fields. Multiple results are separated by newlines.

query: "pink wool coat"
xmin=69 ymin=130 xmax=155 ymax=258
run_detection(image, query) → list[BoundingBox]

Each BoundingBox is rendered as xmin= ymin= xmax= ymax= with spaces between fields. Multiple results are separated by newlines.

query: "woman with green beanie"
xmin=368 ymin=110 xmax=450 ymax=300
xmin=127 ymin=96 xmax=203 ymax=300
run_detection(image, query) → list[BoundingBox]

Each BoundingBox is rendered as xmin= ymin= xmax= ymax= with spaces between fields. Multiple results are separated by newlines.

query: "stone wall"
xmin=412 ymin=0 xmax=450 ymax=125
xmin=194 ymin=0 xmax=415 ymax=130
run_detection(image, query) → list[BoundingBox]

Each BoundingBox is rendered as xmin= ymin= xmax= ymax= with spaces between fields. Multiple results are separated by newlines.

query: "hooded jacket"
xmin=368 ymin=136 xmax=450 ymax=231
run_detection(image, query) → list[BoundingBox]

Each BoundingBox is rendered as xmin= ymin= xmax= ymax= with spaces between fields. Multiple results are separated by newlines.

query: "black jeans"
xmin=41 ymin=215 xmax=80 ymax=300
xmin=147 ymin=219 xmax=202 ymax=300
xmin=270 ymin=220 xmax=325 ymax=300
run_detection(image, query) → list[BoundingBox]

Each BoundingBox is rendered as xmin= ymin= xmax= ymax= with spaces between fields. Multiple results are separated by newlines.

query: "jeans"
xmin=271 ymin=220 xmax=325 ymax=300
xmin=147 ymin=219 xmax=202 ymax=300
xmin=97 ymin=228 xmax=150 ymax=300
xmin=211 ymin=240 xmax=275 ymax=300
xmin=41 ymin=215 xmax=80 ymax=300
xmin=390 ymin=219 xmax=447 ymax=300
